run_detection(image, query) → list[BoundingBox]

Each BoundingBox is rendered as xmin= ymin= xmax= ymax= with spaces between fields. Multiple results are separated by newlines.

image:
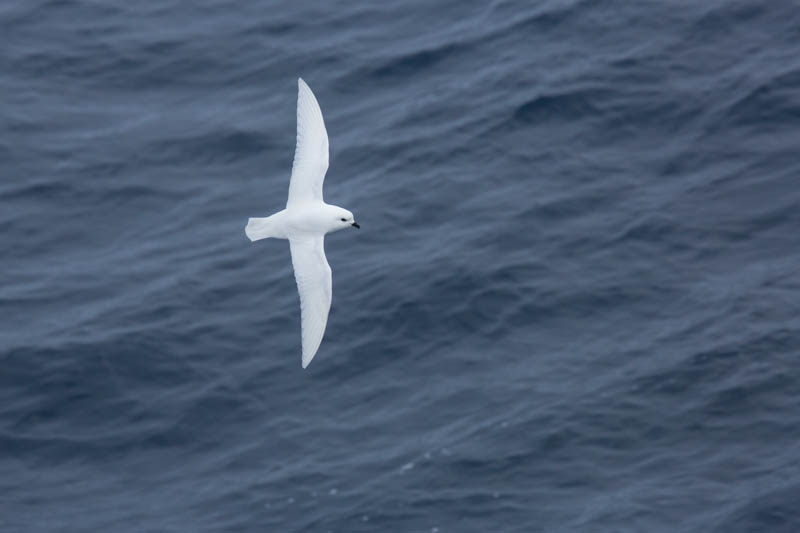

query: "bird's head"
xmin=332 ymin=207 xmax=359 ymax=231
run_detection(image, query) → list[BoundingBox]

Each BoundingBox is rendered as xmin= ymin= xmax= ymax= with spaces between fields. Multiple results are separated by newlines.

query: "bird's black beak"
xmin=351 ymin=222 xmax=360 ymax=229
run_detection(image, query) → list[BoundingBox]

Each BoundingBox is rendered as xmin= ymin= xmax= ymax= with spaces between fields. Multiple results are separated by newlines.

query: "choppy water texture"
xmin=3 ymin=1 xmax=800 ymax=531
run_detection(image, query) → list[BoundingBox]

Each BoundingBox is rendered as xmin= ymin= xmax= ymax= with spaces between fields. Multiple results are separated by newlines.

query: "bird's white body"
xmin=245 ymin=203 xmax=353 ymax=241
xmin=245 ymin=79 xmax=358 ymax=368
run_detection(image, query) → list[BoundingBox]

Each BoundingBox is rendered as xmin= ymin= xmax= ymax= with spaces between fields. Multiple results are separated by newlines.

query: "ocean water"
xmin=2 ymin=0 xmax=800 ymax=531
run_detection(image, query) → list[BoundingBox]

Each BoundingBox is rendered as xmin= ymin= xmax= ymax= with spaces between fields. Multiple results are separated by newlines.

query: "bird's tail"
xmin=245 ymin=215 xmax=283 ymax=241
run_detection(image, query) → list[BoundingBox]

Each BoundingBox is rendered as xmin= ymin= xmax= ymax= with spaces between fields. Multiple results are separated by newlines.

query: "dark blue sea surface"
xmin=3 ymin=1 xmax=800 ymax=531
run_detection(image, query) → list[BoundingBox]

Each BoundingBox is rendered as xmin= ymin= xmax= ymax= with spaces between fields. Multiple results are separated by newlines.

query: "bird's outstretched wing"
xmin=289 ymin=236 xmax=332 ymax=368
xmin=287 ymin=78 xmax=329 ymax=208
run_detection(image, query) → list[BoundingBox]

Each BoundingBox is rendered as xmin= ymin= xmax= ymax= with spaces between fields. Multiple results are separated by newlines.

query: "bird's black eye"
xmin=340 ymin=218 xmax=346 ymax=222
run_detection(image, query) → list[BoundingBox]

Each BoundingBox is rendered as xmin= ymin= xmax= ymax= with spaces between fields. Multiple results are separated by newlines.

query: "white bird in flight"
xmin=245 ymin=78 xmax=359 ymax=369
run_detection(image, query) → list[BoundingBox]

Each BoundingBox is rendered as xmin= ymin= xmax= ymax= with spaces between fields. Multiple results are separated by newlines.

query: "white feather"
xmin=287 ymin=78 xmax=329 ymax=207
xmin=289 ymin=236 xmax=332 ymax=368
